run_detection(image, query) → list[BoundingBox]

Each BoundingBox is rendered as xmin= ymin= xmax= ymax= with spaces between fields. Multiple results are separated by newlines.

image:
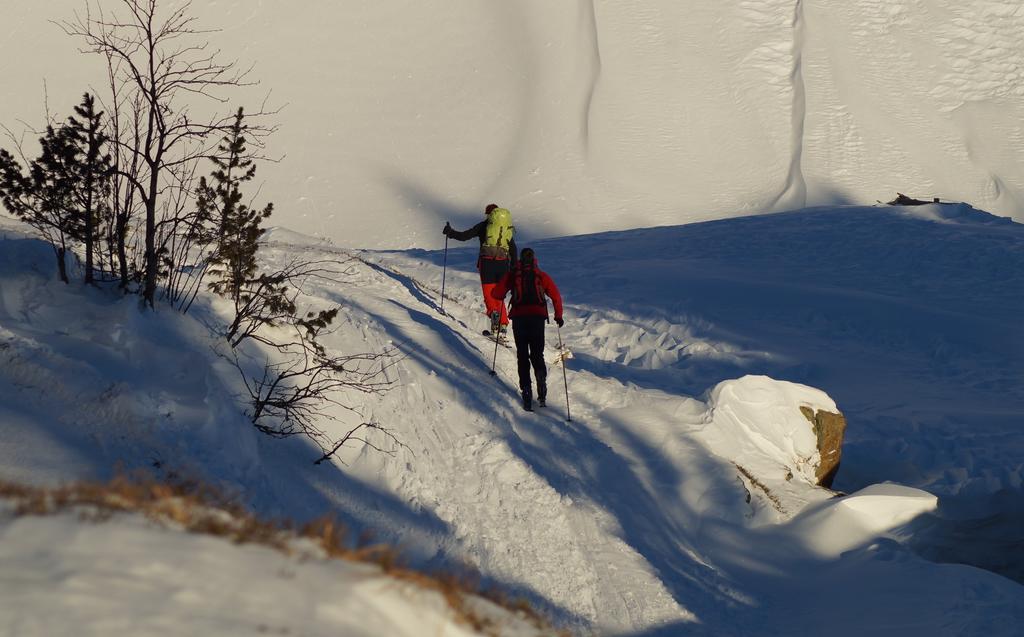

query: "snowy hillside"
xmin=3 ymin=1 xmax=1023 ymax=248
xmin=2 ymin=1 xmax=1024 ymax=634
xmin=2 ymin=198 xmax=1023 ymax=635
xmin=0 ymin=484 xmax=550 ymax=637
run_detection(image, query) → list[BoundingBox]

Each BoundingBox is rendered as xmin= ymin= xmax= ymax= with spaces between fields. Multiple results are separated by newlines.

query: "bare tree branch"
xmin=224 ymin=339 xmax=404 ymax=464
xmin=57 ymin=0 xmax=278 ymax=307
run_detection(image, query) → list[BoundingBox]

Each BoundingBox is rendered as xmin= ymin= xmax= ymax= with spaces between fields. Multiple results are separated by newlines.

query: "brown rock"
xmin=800 ymin=406 xmax=847 ymax=488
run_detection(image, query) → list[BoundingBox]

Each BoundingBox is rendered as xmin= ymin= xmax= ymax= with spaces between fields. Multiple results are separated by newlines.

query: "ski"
xmin=482 ymin=330 xmax=512 ymax=348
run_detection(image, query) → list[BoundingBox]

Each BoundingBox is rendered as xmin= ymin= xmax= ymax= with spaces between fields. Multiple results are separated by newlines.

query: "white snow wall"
xmin=2 ymin=0 xmax=1023 ymax=248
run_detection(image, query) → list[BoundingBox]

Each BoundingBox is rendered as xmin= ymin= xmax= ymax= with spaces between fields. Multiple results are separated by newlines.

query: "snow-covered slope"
xmin=0 ymin=503 xmax=547 ymax=637
xmin=3 ymin=1 xmax=1023 ymax=249
xmin=4 ymin=2 xmax=1023 ymax=634
xmin=2 ymin=199 xmax=1022 ymax=635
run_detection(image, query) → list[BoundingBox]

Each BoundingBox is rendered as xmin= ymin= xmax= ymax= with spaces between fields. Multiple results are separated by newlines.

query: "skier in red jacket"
xmin=491 ymin=247 xmax=564 ymax=411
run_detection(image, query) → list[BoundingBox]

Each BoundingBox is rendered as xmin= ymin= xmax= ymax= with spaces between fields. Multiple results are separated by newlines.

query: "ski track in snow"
xmin=307 ymin=245 xmax=696 ymax=631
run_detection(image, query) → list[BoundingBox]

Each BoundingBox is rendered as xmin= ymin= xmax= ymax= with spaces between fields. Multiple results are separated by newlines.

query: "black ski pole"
xmin=440 ymin=232 xmax=449 ymax=313
xmin=488 ymin=311 xmax=500 ymax=376
xmin=557 ymin=325 xmax=571 ymax=421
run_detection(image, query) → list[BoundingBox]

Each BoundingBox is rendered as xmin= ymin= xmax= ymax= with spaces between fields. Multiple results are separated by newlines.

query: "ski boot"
xmin=489 ymin=311 xmax=501 ymax=336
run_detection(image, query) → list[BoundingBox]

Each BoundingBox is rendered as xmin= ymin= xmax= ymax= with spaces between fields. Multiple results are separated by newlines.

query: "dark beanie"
xmin=485 ymin=203 xmax=499 ymax=214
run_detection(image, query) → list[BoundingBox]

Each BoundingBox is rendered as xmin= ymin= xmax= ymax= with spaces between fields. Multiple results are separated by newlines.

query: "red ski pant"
xmin=480 ymin=282 xmax=508 ymax=327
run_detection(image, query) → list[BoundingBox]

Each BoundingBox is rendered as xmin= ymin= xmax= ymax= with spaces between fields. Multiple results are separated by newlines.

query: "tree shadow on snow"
xmin=321 ymin=294 xmax=589 ymax=625
xmin=497 ymin=391 xmax=775 ymax=634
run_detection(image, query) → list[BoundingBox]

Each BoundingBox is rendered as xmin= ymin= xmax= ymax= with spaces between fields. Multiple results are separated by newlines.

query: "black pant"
xmin=511 ymin=316 xmax=546 ymax=399
xmin=478 ymin=256 xmax=510 ymax=284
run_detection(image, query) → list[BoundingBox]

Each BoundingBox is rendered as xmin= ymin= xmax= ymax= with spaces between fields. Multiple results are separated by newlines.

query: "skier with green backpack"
xmin=443 ymin=203 xmax=518 ymax=337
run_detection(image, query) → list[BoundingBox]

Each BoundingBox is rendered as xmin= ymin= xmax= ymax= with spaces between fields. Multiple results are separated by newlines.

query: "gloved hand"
xmin=442 ymin=222 xmax=452 ymax=236
xmin=555 ymin=317 xmax=564 ymax=328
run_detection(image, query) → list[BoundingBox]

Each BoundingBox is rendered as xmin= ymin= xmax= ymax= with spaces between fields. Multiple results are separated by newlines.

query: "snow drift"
xmin=785 ymin=483 xmax=939 ymax=558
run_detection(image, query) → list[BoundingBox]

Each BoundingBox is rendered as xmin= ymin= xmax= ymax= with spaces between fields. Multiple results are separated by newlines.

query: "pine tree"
xmin=61 ymin=2 xmax=268 ymax=307
xmin=0 ymin=94 xmax=114 ymax=284
xmin=1 ymin=125 xmax=81 ymax=283
xmin=65 ymin=93 xmax=114 ymax=284
xmin=199 ymin=107 xmax=274 ymax=304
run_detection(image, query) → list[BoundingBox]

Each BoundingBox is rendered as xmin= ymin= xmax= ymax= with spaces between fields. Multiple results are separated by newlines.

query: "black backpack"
xmin=512 ymin=264 xmax=544 ymax=308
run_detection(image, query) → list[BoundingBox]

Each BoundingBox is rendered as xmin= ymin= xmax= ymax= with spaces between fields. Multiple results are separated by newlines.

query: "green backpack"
xmin=481 ymin=207 xmax=514 ymax=259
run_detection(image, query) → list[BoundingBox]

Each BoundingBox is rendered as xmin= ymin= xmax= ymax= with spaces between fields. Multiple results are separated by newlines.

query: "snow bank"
xmin=698 ymin=375 xmax=840 ymax=522
xmin=782 ymin=483 xmax=938 ymax=558
xmin=891 ymin=201 xmax=1016 ymax=226
xmin=0 ymin=228 xmax=264 ymax=488
xmin=262 ymin=225 xmax=337 ymax=248
xmin=0 ymin=507 xmax=548 ymax=637
xmin=699 ymin=374 xmax=942 ymax=569
xmin=708 ymin=375 xmax=835 ymax=482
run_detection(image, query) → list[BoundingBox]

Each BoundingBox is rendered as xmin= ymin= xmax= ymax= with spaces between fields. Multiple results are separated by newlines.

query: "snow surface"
xmin=2 ymin=199 xmax=1023 ymax=635
xmin=2 ymin=1 xmax=1024 ymax=634
xmin=2 ymin=1 xmax=1024 ymax=249
xmin=784 ymin=483 xmax=939 ymax=558
xmin=0 ymin=506 xmax=542 ymax=637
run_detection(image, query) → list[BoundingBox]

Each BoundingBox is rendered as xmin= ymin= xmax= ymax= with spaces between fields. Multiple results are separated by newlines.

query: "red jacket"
xmin=491 ymin=261 xmax=563 ymax=321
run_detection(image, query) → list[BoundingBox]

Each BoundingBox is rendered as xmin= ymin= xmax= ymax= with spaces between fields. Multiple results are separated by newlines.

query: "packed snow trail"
xmin=319 ymin=251 xmax=837 ymax=634
xmin=275 ymin=239 xmax=702 ymax=631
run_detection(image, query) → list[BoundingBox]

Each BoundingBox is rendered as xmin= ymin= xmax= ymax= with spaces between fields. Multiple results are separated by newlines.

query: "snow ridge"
xmin=579 ymin=0 xmax=602 ymax=156
xmin=771 ymin=0 xmax=808 ymax=211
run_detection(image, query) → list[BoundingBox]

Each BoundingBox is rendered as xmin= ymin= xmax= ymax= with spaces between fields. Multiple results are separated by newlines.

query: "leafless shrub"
xmin=227 ymin=321 xmax=403 ymax=464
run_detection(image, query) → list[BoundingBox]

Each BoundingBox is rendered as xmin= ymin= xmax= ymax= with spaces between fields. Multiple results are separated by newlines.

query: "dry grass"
xmin=0 ymin=473 xmax=563 ymax=637
xmin=733 ymin=463 xmax=787 ymax=515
